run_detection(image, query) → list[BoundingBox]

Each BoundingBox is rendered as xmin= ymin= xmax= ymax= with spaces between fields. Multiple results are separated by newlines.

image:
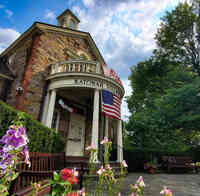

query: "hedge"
xmin=0 ymin=101 xmax=64 ymax=153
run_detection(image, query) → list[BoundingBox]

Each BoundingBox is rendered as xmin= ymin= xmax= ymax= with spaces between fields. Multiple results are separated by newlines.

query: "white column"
xmin=45 ymin=89 xmax=57 ymax=128
xmin=104 ymin=115 xmax=109 ymax=138
xmin=91 ymin=89 xmax=100 ymax=162
xmin=100 ymin=115 xmax=104 ymax=141
xmin=117 ymin=120 xmax=123 ymax=162
xmin=41 ymin=91 xmax=50 ymax=124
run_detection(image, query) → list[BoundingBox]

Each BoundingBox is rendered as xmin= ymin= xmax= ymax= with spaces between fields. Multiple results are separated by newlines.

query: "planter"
xmin=148 ymin=168 xmax=156 ymax=174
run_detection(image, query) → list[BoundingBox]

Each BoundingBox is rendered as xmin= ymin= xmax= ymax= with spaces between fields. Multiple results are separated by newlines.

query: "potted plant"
xmin=144 ymin=161 xmax=157 ymax=174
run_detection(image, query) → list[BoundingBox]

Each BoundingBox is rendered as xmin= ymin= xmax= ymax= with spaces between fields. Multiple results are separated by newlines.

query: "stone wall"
xmin=24 ymin=31 xmax=97 ymax=119
xmin=6 ymin=39 xmax=32 ymax=107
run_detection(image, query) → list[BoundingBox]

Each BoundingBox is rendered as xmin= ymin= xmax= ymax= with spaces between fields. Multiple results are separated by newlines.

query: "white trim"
xmin=45 ymin=89 xmax=57 ymax=128
xmin=47 ymin=73 xmax=124 ymax=98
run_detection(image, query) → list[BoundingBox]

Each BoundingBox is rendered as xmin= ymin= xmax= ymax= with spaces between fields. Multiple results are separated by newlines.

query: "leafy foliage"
xmin=155 ymin=1 xmax=200 ymax=75
xmin=0 ymin=101 xmax=64 ymax=153
xmin=127 ymin=56 xmax=195 ymax=113
xmin=126 ymin=1 xmax=200 ymax=155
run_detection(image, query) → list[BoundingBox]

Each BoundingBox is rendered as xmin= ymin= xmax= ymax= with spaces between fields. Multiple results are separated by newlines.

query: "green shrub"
xmin=0 ymin=101 xmax=64 ymax=153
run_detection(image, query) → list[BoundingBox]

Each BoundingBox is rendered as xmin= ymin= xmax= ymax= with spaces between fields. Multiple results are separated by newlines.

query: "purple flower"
xmin=0 ymin=125 xmax=30 ymax=171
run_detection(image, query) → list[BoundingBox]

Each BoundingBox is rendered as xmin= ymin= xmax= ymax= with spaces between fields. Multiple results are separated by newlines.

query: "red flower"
xmin=67 ymin=175 xmax=78 ymax=184
xmin=61 ymin=168 xmax=78 ymax=184
xmin=66 ymin=192 xmax=79 ymax=196
xmin=61 ymin=168 xmax=72 ymax=181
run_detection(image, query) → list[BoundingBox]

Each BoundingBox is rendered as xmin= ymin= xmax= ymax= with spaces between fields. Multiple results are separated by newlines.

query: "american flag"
xmin=101 ymin=90 xmax=121 ymax=120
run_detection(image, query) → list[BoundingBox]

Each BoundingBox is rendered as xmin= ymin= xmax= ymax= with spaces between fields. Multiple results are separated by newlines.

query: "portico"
xmin=42 ymin=60 xmax=124 ymax=162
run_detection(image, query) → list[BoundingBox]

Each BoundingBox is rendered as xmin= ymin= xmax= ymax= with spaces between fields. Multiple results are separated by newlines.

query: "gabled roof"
xmin=0 ymin=22 xmax=106 ymax=65
xmin=57 ymin=9 xmax=80 ymax=23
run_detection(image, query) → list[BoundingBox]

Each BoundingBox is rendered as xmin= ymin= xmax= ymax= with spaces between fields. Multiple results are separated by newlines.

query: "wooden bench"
xmin=161 ymin=156 xmax=196 ymax=173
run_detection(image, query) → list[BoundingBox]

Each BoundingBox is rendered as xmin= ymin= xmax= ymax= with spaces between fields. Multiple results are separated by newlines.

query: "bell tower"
xmin=57 ymin=9 xmax=80 ymax=30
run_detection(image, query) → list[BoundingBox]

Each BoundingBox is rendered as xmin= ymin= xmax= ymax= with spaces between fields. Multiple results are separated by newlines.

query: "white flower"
xmin=122 ymin=160 xmax=128 ymax=167
xmin=97 ymin=166 xmax=105 ymax=175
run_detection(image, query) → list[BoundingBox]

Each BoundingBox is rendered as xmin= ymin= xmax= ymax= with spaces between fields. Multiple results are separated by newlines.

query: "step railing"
xmin=9 ymin=152 xmax=65 ymax=194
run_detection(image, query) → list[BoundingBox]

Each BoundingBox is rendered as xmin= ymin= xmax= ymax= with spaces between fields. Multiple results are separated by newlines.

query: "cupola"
xmin=57 ymin=9 xmax=80 ymax=30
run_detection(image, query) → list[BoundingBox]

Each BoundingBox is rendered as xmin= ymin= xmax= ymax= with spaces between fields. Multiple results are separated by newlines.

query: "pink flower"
xmin=85 ymin=144 xmax=95 ymax=151
xmin=137 ymin=176 xmax=145 ymax=187
xmin=100 ymin=137 xmax=109 ymax=144
xmin=106 ymin=164 xmax=112 ymax=170
xmin=79 ymin=187 xmax=85 ymax=196
xmin=122 ymin=160 xmax=128 ymax=167
xmin=72 ymin=168 xmax=79 ymax=177
xmin=133 ymin=184 xmax=139 ymax=190
xmin=160 ymin=186 xmax=173 ymax=196
xmin=97 ymin=166 xmax=105 ymax=175
xmin=118 ymin=192 xmax=121 ymax=196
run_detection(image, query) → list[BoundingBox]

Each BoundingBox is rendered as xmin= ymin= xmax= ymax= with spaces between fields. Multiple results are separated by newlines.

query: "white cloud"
xmin=82 ymin=0 xmax=95 ymax=7
xmin=121 ymin=79 xmax=132 ymax=121
xmin=0 ymin=28 xmax=20 ymax=54
xmin=44 ymin=9 xmax=56 ymax=22
xmin=73 ymin=0 xmax=186 ymax=119
xmin=75 ymin=0 xmax=186 ymax=76
xmin=5 ymin=9 xmax=13 ymax=18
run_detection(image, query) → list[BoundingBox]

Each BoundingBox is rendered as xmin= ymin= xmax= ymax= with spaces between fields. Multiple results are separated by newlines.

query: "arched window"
xmin=69 ymin=19 xmax=75 ymax=29
xmin=60 ymin=18 xmax=65 ymax=26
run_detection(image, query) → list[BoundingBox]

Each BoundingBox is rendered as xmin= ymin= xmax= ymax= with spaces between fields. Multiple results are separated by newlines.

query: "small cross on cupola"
xmin=57 ymin=9 xmax=80 ymax=30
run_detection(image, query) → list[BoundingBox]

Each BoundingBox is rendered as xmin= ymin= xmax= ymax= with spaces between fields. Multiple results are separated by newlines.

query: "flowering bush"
xmin=0 ymin=113 xmax=30 ymax=196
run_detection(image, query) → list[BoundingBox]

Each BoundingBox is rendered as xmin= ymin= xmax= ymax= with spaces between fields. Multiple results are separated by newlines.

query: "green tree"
xmin=126 ymin=78 xmax=200 ymax=152
xmin=126 ymin=1 xmax=200 ymax=153
xmin=127 ymin=56 xmax=194 ymax=113
xmin=155 ymin=1 xmax=200 ymax=75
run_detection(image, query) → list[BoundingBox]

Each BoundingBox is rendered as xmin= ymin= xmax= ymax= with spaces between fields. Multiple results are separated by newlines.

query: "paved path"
xmin=120 ymin=173 xmax=200 ymax=196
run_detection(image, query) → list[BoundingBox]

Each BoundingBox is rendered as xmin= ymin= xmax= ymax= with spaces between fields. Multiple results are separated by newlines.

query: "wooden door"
xmin=66 ymin=113 xmax=85 ymax=156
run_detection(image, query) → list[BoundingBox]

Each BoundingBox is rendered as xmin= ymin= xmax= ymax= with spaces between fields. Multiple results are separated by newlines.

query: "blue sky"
xmin=0 ymin=0 xmax=186 ymax=119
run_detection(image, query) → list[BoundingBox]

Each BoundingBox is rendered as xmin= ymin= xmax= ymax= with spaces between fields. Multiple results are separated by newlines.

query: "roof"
xmin=57 ymin=9 xmax=80 ymax=23
xmin=0 ymin=22 xmax=106 ymax=65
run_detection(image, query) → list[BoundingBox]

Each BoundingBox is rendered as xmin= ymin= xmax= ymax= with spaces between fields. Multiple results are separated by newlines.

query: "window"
xmin=60 ymin=18 xmax=65 ymax=26
xmin=0 ymin=79 xmax=4 ymax=97
xmin=69 ymin=19 xmax=75 ymax=29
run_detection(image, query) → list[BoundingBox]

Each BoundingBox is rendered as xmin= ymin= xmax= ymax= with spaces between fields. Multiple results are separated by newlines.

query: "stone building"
xmin=0 ymin=9 xmax=124 ymax=163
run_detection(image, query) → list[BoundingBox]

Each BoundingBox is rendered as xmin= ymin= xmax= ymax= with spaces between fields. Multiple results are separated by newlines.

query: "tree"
xmin=126 ymin=1 xmax=200 ymax=153
xmin=126 ymin=78 xmax=200 ymax=152
xmin=127 ymin=55 xmax=195 ymax=113
xmin=155 ymin=1 xmax=200 ymax=75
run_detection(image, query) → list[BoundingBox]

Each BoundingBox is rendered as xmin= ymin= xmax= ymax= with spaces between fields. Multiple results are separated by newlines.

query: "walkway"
xmin=120 ymin=173 xmax=200 ymax=196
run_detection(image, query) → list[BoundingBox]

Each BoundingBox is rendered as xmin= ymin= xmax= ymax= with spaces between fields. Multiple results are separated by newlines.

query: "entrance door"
xmin=66 ymin=113 xmax=85 ymax=156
